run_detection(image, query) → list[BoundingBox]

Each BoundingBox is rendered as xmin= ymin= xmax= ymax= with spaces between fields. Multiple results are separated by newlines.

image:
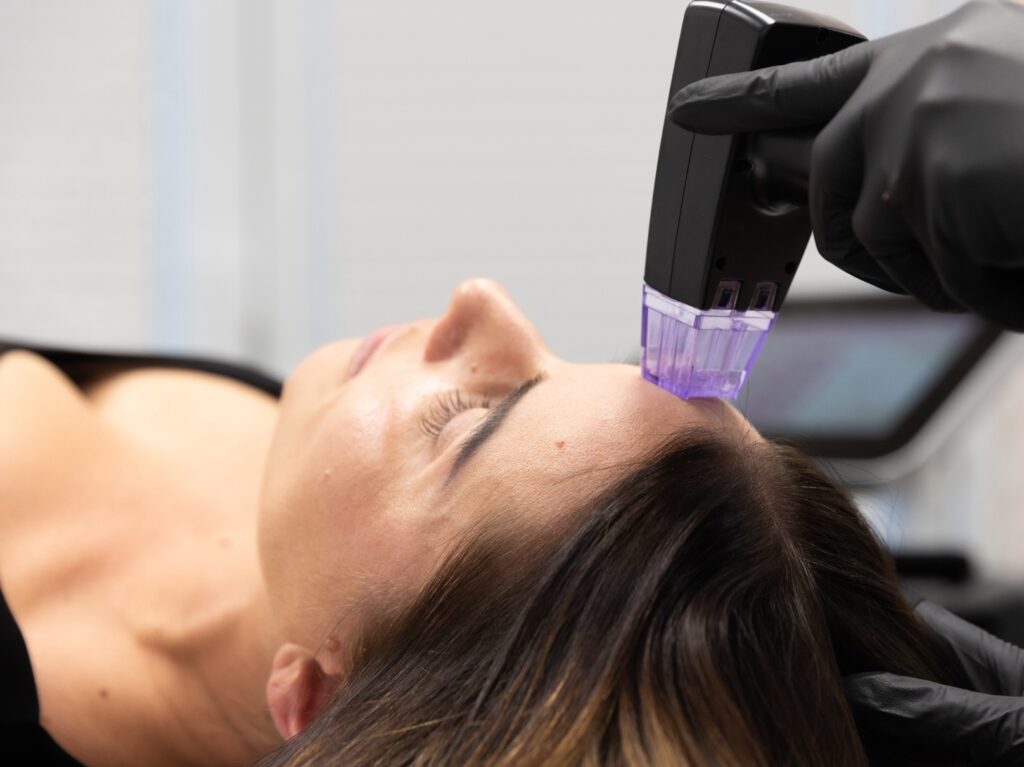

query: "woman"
xmin=1 ymin=278 xmax=957 ymax=766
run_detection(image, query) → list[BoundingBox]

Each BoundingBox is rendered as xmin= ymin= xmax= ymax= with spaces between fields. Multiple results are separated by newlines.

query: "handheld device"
xmin=642 ymin=0 xmax=865 ymax=399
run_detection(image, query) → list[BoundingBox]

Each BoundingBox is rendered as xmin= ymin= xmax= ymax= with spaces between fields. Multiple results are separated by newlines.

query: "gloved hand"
xmin=845 ymin=599 xmax=1024 ymax=764
xmin=667 ymin=0 xmax=1024 ymax=331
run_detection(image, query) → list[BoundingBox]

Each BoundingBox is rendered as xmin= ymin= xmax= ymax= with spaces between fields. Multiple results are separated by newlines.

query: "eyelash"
xmin=419 ymin=389 xmax=493 ymax=441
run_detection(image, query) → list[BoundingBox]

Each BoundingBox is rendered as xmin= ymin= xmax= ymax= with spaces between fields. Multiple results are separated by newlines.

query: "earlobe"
xmin=266 ymin=643 xmax=340 ymax=740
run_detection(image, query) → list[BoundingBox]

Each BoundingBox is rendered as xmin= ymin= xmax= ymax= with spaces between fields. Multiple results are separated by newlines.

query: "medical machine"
xmin=744 ymin=297 xmax=1004 ymax=467
xmin=641 ymin=0 xmax=865 ymax=399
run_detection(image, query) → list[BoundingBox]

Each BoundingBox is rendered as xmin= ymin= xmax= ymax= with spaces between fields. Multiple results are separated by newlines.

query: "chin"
xmin=282 ymin=338 xmax=362 ymax=403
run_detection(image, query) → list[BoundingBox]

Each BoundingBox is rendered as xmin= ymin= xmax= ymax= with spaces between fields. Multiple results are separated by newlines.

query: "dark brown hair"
xmin=259 ymin=431 xmax=955 ymax=766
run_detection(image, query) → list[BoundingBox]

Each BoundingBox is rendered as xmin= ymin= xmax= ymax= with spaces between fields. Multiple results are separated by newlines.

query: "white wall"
xmin=0 ymin=1 xmax=152 ymax=347
xmin=0 ymin=0 xmax=970 ymax=374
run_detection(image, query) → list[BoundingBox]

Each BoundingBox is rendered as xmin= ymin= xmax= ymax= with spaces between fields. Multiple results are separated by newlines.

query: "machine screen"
xmin=742 ymin=299 xmax=1000 ymax=458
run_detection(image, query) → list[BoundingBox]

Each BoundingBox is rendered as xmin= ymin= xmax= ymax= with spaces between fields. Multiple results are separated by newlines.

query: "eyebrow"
xmin=445 ymin=372 xmax=547 ymax=486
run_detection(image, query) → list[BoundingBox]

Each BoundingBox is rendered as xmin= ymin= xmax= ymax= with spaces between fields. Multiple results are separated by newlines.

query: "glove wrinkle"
xmin=916 ymin=600 xmax=1024 ymax=695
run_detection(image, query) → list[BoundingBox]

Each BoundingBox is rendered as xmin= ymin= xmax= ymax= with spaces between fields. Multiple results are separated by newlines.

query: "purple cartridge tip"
xmin=640 ymin=283 xmax=775 ymax=400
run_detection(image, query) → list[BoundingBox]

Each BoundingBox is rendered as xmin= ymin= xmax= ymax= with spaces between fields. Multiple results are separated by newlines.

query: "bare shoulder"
xmin=23 ymin=602 xmax=192 ymax=767
xmin=0 ymin=348 xmax=279 ymax=498
xmin=82 ymin=363 xmax=279 ymax=483
xmin=0 ymin=347 xmax=85 ymax=406
xmin=0 ymin=350 xmax=99 ymax=499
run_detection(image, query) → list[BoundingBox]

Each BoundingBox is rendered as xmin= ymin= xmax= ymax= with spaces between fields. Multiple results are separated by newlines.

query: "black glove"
xmin=845 ymin=599 xmax=1024 ymax=764
xmin=667 ymin=0 xmax=1024 ymax=331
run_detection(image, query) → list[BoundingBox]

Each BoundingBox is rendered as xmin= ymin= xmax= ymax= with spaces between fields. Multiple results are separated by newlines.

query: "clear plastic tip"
xmin=641 ymin=283 xmax=776 ymax=400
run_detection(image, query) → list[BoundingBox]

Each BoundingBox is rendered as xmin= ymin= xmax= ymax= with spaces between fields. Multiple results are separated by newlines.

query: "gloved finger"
xmin=667 ymin=41 xmax=874 ymax=135
xmin=914 ymin=601 xmax=1024 ymax=696
xmin=845 ymin=672 xmax=1024 ymax=765
xmin=928 ymin=209 xmax=1024 ymax=333
xmin=806 ymin=105 xmax=906 ymax=294
xmin=851 ymin=172 xmax=963 ymax=312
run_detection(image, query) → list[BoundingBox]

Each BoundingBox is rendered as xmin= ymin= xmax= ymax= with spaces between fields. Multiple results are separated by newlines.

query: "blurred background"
xmin=0 ymin=0 xmax=965 ymax=370
xmin=4 ymin=0 xmax=1024 ymax=614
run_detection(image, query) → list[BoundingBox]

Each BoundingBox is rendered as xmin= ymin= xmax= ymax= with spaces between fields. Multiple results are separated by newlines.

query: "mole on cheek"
xmin=555 ymin=440 xmax=566 ymax=450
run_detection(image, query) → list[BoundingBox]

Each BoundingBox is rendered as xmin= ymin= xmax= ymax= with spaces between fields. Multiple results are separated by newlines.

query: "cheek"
xmin=259 ymin=383 xmax=423 ymax=628
xmin=259 ymin=342 xmax=457 ymax=638
xmin=270 ymin=393 xmax=396 ymax=553
xmin=292 ymin=391 xmax=463 ymax=615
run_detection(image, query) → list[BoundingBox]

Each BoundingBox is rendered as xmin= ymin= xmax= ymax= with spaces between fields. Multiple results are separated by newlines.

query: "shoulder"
xmin=20 ymin=603 xmax=173 ymax=767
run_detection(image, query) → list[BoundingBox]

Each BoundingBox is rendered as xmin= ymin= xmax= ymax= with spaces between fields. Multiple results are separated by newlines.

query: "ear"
xmin=265 ymin=643 xmax=340 ymax=740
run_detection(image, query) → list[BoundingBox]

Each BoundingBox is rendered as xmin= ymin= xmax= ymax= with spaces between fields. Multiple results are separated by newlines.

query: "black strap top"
xmin=0 ymin=338 xmax=283 ymax=398
xmin=0 ymin=338 xmax=283 ymax=766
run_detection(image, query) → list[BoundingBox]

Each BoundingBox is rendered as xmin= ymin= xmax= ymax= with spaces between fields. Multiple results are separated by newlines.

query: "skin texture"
xmin=258 ymin=278 xmax=757 ymax=736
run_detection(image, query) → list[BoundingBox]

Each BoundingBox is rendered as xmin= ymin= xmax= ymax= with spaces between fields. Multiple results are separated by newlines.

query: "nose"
xmin=423 ymin=279 xmax=548 ymax=379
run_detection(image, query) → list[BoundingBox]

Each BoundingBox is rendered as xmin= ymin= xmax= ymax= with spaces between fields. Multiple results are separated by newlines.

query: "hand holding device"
xmin=669 ymin=0 xmax=1024 ymax=331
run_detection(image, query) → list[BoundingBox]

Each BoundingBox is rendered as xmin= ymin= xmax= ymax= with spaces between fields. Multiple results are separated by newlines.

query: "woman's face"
xmin=258 ymin=279 xmax=755 ymax=653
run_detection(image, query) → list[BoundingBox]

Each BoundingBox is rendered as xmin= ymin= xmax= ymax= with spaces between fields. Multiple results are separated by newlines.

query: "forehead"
xmin=441 ymin=363 xmax=732 ymax=517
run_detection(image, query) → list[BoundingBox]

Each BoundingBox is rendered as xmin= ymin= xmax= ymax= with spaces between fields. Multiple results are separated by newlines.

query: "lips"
xmin=346 ymin=323 xmax=407 ymax=380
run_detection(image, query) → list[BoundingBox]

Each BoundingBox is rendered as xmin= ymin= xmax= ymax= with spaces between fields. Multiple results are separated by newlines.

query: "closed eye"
xmin=419 ymin=389 xmax=492 ymax=442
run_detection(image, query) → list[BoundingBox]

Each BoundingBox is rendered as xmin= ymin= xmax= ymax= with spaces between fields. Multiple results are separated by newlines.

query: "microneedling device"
xmin=642 ymin=1 xmax=865 ymax=399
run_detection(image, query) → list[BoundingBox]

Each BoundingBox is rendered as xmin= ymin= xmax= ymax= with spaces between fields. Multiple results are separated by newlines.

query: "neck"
xmin=137 ymin=554 xmax=284 ymax=766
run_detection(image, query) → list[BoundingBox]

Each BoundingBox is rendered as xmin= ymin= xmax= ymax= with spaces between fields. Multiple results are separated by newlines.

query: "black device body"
xmin=645 ymin=1 xmax=865 ymax=313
